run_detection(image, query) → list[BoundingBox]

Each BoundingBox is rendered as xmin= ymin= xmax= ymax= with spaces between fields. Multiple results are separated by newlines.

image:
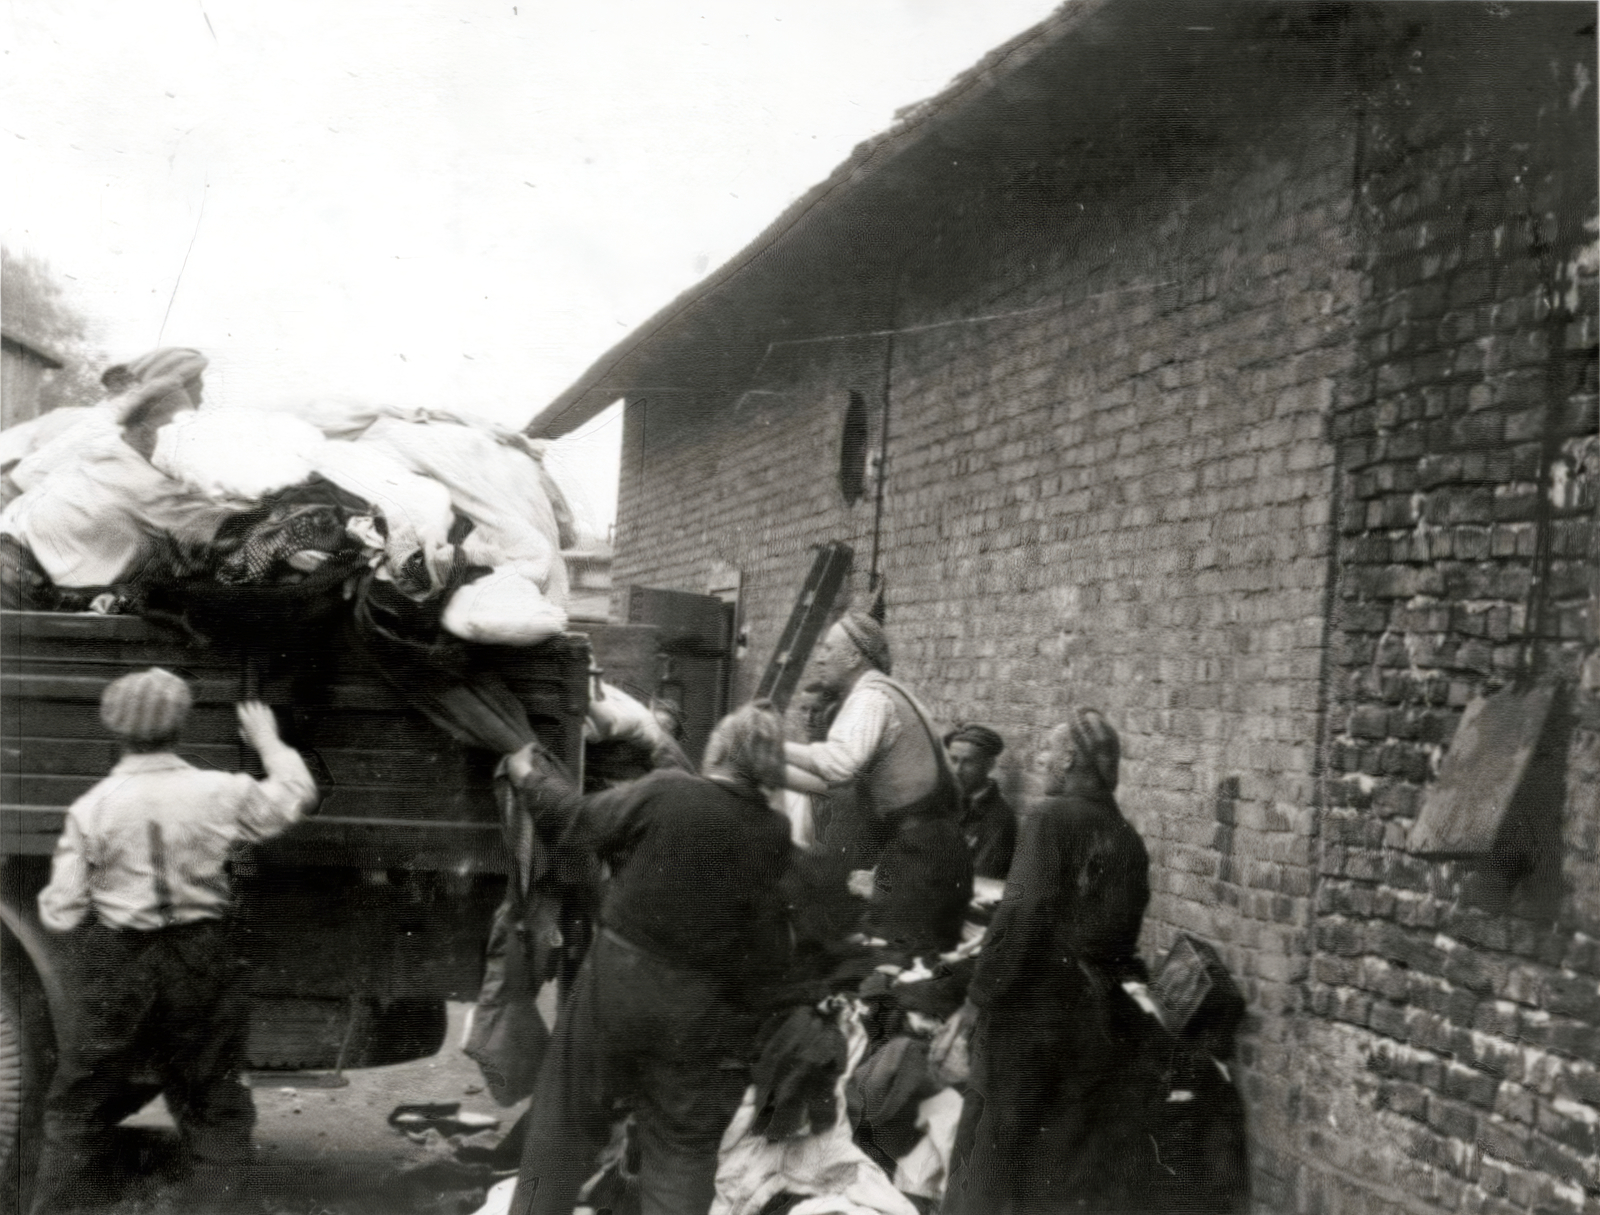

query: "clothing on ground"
xmin=713 ymin=1001 xmax=920 ymax=1215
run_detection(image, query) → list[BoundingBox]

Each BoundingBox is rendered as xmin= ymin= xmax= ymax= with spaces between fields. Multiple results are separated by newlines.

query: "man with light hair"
xmin=785 ymin=611 xmax=973 ymax=957
xmin=30 ymin=668 xmax=317 ymax=1213
xmin=502 ymin=701 xmax=797 ymax=1215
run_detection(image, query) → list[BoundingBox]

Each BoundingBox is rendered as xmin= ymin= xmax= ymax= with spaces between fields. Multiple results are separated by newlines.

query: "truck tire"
xmin=0 ymin=986 xmax=42 ymax=1213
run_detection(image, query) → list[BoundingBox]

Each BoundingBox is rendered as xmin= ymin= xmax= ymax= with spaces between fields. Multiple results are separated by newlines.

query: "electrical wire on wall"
xmin=865 ymin=266 xmax=903 ymax=624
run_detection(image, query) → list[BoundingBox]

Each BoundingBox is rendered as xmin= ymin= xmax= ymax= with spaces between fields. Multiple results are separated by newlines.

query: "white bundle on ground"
xmin=152 ymin=408 xmax=327 ymax=502
xmin=891 ymin=1088 xmax=964 ymax=1201
xmin=357 ymin=417 xmax=569 ymax=601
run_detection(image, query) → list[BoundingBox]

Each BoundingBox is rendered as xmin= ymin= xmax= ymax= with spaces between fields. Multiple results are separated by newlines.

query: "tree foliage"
xmin=2 ymin=245 xmax=106 ymax=411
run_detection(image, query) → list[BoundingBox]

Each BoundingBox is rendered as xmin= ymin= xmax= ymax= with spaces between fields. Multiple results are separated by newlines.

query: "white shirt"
xmin=787 ymin=669 xmax=904 ymax=786
xmin=38 ymin=747 xmax=317 ymax=932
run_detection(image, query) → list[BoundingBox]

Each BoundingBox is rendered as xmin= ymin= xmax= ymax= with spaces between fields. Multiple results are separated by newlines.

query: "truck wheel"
xmin=0 ymin=986 xmax=42 ymax=1212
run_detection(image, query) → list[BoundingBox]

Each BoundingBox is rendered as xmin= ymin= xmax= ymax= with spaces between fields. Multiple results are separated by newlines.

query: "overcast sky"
xmin=4 ymin=0 xmax=1060 ymax=536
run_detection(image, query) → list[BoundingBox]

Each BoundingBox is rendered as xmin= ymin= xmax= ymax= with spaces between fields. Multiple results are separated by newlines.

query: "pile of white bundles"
xmin=0 ymin=360 xmax=571 ymax=647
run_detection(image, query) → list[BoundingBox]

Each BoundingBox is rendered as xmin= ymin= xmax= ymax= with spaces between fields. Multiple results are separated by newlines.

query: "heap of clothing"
xmin=470 ymin=891 xmax=1249 ymax=1215
xmin=0 ymin=348 xmax=573 ymax=654
xmin=0 ymin=348 xmax=580 ymax=755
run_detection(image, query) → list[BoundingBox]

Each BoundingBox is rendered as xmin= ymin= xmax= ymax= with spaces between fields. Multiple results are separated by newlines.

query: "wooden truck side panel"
xmin=1 ymin=610 xmax=590 ymax=873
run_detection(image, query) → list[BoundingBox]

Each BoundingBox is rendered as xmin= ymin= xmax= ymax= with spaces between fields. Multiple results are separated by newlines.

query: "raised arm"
xmin=233 ymin=701 xmax=318 ymax=842
xmin=783 ymin=683 xmax=893 ymax=785
xmin=503 ymin=741 xmax=650 ymax=859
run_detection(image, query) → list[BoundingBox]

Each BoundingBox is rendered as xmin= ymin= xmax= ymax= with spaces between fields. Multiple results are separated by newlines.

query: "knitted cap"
xmin=838 ymin=611 xmax=892 ymax=675
xmin=122 ymin=347 xmax=208 ymax=387
xmin=1066 ymin=708 xmax=1119 ymax=791
xmin=106 ymin=349 xmax=208 ymax=424
xmin=943 ymin=723 xmax=1005 ymax=757
xmin=100 ymin=668 xmax=193 ymax=741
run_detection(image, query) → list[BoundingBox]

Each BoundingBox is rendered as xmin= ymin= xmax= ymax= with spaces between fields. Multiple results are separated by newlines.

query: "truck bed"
xmin=0 ymin=609 xmax=590 ymax=873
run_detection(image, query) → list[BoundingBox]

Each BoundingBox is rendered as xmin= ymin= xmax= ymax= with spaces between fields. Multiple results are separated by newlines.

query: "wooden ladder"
xmin=754 ymin=541 xmax=854 ymax=710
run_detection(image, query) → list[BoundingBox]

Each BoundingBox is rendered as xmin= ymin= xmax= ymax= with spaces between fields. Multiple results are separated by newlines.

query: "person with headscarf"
xmin=501 ymin=702 xmax=798 ymax=1215
xmin=0 ymin=347 xmax=231 ymax=591
xmin=783 ymin=612 xmax=973 ymax=957
xmin=29 ymin=669 xmax=317 ymax=1213
xmin=944 ymin=709 xmax=1152 ymax=1215
xmin=105 ymin=346 xmax=210 ymax=460
xmin=944 ymin=724 xmax=1018 ymax=880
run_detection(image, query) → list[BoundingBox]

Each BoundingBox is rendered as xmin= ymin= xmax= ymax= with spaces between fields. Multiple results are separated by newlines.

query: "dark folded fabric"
xmin=751 ymin=1005 xmax=848 ymax=1141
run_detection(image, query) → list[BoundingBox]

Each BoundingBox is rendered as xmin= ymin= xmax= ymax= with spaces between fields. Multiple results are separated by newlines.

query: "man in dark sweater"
xmin=506 ymin=701 xmax=796 ymax=1215
xmin=944 ymin=724 xmax=1018 ymax=880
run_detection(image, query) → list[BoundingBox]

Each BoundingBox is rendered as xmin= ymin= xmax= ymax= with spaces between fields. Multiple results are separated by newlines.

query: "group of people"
xmin=30 ymin=607 xmax=1171 ymax=1215
xmin=493 ymin=610 xmax=1158 ymax=1215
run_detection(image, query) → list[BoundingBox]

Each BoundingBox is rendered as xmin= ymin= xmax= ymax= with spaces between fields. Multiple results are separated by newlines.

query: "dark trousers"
xmin=510 ymin=929 xmax=751 ymax=1215
xmin=30 ymin=919 xmax=256 ymax=1214
xmin=869 ymin=813 xmax=974 ymax=956
xmin=946 ymin=963 xmax=1166 ymax=1215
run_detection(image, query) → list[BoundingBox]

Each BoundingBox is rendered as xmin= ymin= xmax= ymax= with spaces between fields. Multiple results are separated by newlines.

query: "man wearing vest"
xmin=784 ymin=612 xmax=973 ymax=956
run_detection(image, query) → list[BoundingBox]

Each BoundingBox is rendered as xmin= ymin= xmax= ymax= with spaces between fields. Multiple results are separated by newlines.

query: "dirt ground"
xmin=84 ymin=1002 xmax=532 ymax=1215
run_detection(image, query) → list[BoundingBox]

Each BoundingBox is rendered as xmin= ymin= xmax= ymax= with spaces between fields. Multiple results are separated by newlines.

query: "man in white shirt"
xmin=784 ymin=612 xmax=973 ymax=956
xmin=31 ymin=667 xmax=317 ymax=1213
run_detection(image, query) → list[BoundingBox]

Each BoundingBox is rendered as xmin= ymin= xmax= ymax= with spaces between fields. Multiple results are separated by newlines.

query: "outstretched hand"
xmin=505 ymin=740 xmax=561 ymax=787
xmin=236 ymin=701 xmax=282 ymax=752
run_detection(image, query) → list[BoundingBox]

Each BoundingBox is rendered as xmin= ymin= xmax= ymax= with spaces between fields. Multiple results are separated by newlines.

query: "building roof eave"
xmin=0 ymin=330 xmax=66 ymax=370
xmin=524 ymin=0 xmax=1111 ymax=439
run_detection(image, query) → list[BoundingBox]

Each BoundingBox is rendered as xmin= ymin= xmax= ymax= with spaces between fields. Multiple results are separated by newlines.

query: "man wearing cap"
xmin=784 ymin=612 xmax=973 ymax=957
xmin=30 ymin=668 xmax=317 ymax=1212
xmin=944 ymin=724 xmax=1018 ymax=881
xmin=0 ymin=346 xmax=231 ymax=591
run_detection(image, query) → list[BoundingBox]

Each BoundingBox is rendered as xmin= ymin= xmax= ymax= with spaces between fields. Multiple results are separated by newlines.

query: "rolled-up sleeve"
xmin=785 ymin=681 xmax=895 ymax=785
xmin=234 ymin=742 xmax=318 ymax=842
xmin=38 ymin=811 xmax=92 ymax=932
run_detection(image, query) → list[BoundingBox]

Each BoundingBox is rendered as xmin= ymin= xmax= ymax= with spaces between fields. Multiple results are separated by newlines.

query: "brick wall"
xmin=1297 ymin=10 xmax=1599 ymax=1215
xmin=610 ymin=8 xmax=1598 ymax=1213
xmin=617 ymin=46 xmax=1358 ymax=1207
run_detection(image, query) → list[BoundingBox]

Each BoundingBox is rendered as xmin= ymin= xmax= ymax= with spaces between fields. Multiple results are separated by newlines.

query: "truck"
xmin=0 ymin=594 xmax=733 ymax=1204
